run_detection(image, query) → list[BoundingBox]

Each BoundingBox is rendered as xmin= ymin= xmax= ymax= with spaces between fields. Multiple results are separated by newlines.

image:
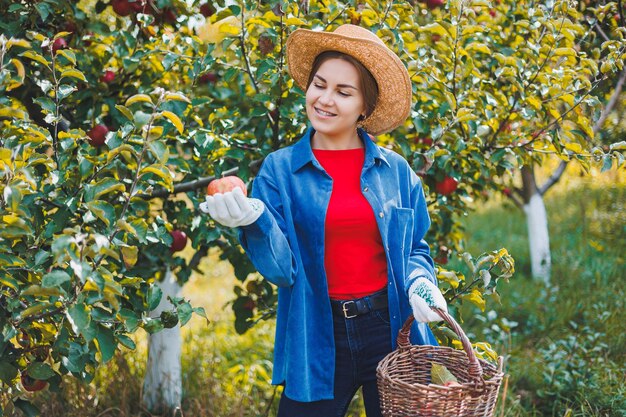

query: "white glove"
xmin=199 ymin=187 xmax=264 ymax=228
xmin=408 ymin=277 xmax=448 ymax=322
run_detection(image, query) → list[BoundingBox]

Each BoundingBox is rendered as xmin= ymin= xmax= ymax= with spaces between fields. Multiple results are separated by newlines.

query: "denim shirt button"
xmin=363 ymin=187 xmax=369 ymax=192
xmin=378 ymin=212 xmax=384 ymax=218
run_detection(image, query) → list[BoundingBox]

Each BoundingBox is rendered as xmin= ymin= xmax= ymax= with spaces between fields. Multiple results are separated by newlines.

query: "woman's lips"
xmin=314 ymin=107 xmax=336 ymax=117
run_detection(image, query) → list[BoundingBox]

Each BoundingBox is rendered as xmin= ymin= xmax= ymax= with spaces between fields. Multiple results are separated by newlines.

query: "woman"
xmin=200 ymin=24 xmax=448 ymax=417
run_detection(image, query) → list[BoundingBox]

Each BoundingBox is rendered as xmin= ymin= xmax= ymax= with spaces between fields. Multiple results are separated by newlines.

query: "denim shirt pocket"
xmin=387 ymin=206 xmax=414 ymax=281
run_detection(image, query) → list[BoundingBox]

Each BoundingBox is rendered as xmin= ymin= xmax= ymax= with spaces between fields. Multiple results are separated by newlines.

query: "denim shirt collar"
xmin=291 ymin=126 xmax=390 ymax=173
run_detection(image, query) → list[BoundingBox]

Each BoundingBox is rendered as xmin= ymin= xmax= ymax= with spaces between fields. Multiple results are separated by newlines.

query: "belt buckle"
xmin=342 ymin=301 xmax=357 ymax=319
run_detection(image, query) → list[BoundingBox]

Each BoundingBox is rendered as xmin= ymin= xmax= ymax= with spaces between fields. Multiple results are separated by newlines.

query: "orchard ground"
xmin=19 ymin=163 xmax=625 ymax=417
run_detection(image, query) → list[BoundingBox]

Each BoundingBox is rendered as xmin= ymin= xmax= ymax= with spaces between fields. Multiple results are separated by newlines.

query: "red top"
xmin=313 ymin=148 xmax=388 ymax=300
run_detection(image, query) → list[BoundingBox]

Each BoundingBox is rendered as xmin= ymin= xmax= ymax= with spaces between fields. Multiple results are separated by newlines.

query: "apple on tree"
xmin=112 ymin=0 xmax=134 ymax=16
xmin=435 ymin=176 xmax=458 ymax=195
xmin=87 ymin=125 xmax=109 ymax=147
xmin=51 ymin=38 xmax=67 ymax=54
xmin=100 ymin=70 xmax=115 ymax=84
xmin=21 ymin=373 xmax=47 ymax=392
xmin=169 ymin=230 xmax=187 ymax=253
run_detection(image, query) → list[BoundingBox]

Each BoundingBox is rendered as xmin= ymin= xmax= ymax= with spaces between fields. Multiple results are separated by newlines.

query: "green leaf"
xmin=148 ymin=285 xmax=162 ymax=311
xmin=67 ymin=303 xmax=91 ymax=334
xmin=26 ymin=362 xmax=55 ymax=380
xmin=116 ymin=334 xmax=136 ymax=350
xmin=21 ymin=50 xmax=50 ymax=67
xmin=86 ymin=201 xmax=115 ymax=227
xmin=176 ymin=301 xmax=193 ymax=326
xmin=0 ymin=361 xmax=18 ymax=383
xmin=90 ymin=178 xmax=126 ymax=199
xmin=41 ymin=270 xmax=70 ymax=287
xmin=430 ymin=363 xmax=459 ymax=385
xmin=33 ymin=97 xmax=56 ymax=113
xmin=95 ymin=325 xmax=116 ymax=363
xmin=60 ymin=69 xmax=87 ymax=82
xmin=14 ymin=399 xmax=40 ymax=417
xmin=114 ymin=105 xmax=134 ymax=121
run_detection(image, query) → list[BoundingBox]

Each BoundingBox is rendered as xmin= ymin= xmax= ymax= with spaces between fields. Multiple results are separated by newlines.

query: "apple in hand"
xmin=169 ymin=230 xmax=187 ymax=252
xmin=87 ymin=125 xmax=109 ymax=147
xmin=207 ymin=176 xmax=247 ymax=196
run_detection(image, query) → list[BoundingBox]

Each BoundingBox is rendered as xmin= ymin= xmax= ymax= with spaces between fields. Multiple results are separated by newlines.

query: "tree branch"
xmin=592 ymin=67 xmax=626 ymax=133
xmin=538 ymin=67 xmax=626 ymax=195
xmin=140 ymin=158 xmax=264 ymax=200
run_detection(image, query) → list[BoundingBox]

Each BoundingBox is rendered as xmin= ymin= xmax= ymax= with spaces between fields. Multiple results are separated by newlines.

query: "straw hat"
xmin=286 ymin=24 xmax=412 ymax=135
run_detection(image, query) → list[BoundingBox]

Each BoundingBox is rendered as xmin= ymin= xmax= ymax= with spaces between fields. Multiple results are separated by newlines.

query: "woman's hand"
xmin=199 ymin=187 xmax=265 ymax=228
xmin=408 ymin=277 xmax=448 ymax=322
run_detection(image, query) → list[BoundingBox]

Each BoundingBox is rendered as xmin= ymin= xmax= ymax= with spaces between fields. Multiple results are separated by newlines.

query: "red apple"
xmin=100 ymin=70 xmax=115 ymax=83
xmin=431 ymin=34 xmax=441 ymax=43
xmin=258 ymin=34 xmax=274 ymax=56
xmin=200 ymin=2 xmax=216 ymax=17
xmin=503 ymin=188 xmax=512 ymax=197
xmin=426 ymin=0 xmax=445 ymax=9
xmin=207 ymin=176 xmax=247 ymax=196
xmin=198 ymin=72 xmax=218 ymax=84
xmin=434 ymin=245 xmax=450 ymax=265
xmin=489 ymin=9 xmax=496 ymax=17
xmin=413 ymin=136 xmax=433 ymax=147
xmin=87 ymin=125 xmax=109 ymax=147
xmin=21 ymin=373 xmax=47 ymax=392
xmin=169 ymin=230 xmax=187 ymax=252
xmin=435 ymin=176 xmax=458 ymax=195
xmin=130 ymin=0 xmax=146 ymax=12
xmin=112 ymin=0 xmax=133 ymax=16
xmin=63 ymin=21 xmax=78 ymax=34
xmin=162 ymin=8 xmax=177 ymax=24
xmin=52 ymin=38 xmax=67 ymax=54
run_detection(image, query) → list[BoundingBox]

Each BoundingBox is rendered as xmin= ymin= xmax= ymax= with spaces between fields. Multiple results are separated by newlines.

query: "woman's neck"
xmin=311 ymin=129 xmax=363 ymax=150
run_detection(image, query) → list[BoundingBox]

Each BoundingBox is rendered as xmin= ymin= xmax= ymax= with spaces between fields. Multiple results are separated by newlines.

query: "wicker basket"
xmin=376 ymin=308 xmax=504 ymax=417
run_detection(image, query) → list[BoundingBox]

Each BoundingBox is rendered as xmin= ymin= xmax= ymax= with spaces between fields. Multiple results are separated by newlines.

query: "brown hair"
xmin=306 ymin=51 xmax=379 ymax=120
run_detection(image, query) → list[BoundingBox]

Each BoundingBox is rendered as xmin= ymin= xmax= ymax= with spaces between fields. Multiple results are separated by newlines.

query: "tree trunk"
xmin=142 ymin=269 xmax=182 ymax=415
xmin=521 ymin=166 xmax=551 ymax=284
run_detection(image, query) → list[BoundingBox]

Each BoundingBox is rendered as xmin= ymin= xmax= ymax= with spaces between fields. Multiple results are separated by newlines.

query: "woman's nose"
xmin=318 ymin=89 xmax=334 ymax=106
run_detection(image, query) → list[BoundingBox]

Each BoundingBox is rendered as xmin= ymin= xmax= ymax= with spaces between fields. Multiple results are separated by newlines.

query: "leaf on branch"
xmin=125 ymin=94 xmax=154 ymax=106
xmin=161 ymin=110 xmax=184 ymax=134
xmin=21 ymin=50 xmax=49 ymax=67
xmin=60 ymin=69 xmax=86 ymax=82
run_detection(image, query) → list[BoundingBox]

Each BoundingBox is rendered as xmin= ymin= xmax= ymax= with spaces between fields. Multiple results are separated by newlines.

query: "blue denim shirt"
xmin=239 ymin=127 xmax=438 ymax=402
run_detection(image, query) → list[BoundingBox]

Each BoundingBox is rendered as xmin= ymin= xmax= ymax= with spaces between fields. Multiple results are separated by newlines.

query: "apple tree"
xmin=1 ymin=0 xmax=624 ymax=415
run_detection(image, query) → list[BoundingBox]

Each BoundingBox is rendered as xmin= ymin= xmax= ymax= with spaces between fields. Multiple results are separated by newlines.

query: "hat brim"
xmin=286 ymin=28 xmax=412 ymax=136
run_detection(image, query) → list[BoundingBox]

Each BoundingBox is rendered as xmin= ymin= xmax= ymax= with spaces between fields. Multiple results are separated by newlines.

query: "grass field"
xmin=26 ymin=165 xmax=625 ymax=417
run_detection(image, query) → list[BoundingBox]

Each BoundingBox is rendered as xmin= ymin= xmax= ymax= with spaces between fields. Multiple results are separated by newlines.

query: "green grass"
xmin=22 ymin=167 xmax=625 ymax=417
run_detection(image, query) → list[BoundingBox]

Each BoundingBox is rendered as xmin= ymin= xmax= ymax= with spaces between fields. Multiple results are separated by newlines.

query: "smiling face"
xmin=305 ymin=58 xmax=366 ymax=148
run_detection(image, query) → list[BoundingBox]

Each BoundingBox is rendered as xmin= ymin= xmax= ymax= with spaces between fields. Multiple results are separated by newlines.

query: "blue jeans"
xmin=277 ymin=306 xmax=393 ymax=417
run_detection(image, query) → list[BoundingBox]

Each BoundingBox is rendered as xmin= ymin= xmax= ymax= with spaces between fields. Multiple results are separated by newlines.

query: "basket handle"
xmin=397 ymin=308 xmax=484 ymax=381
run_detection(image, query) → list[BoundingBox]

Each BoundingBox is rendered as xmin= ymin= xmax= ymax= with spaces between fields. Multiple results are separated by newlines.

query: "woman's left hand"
xmin=408 ymin=277 xmax=448 ymax=322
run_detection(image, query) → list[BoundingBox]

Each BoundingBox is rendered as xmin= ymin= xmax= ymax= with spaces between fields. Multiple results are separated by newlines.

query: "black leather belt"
xmin=330 ymin=289 xmax=388 ymax=319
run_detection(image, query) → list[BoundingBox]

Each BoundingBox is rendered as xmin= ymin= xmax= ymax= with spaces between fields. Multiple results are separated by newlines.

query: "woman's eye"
xmin=314 ymin=83 xmax=325 ymax=89
xmin=338 ymin=91 xmax=350 ymax=97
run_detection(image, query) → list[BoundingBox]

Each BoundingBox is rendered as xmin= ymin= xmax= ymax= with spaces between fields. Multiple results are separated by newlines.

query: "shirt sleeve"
xmin=238 ymin=156 xmax=297 ymax=287
xmin=405 ymin=167 xmax=437 ymax=292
